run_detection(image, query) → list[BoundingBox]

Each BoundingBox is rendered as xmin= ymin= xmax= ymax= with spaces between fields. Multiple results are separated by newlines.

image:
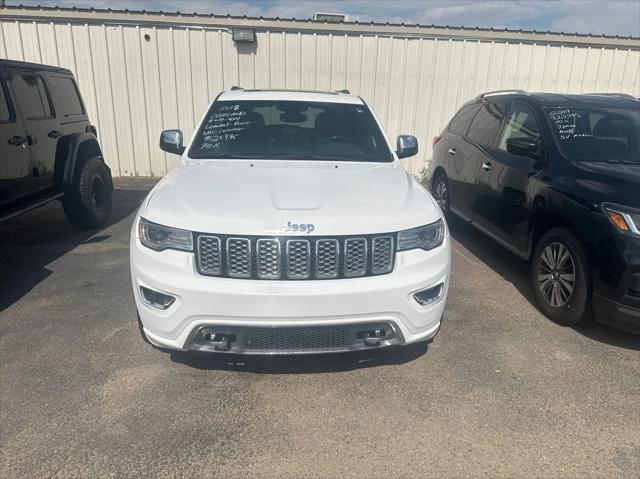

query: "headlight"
xmin=602 ymin=203 xmax=640 ymax=237
xmin=397 ymin=219 xmax=445 ymax=251
xmin=138 ymin=218 xmax=194 ymax=251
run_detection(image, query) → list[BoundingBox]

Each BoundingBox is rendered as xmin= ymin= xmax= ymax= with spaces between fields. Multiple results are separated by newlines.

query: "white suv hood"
xmin=142 ymin=159 xmax=440 ymax=236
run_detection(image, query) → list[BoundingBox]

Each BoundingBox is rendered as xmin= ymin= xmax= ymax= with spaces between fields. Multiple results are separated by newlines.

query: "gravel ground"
xmin=1 ymin=178 xmax=638 ymax=478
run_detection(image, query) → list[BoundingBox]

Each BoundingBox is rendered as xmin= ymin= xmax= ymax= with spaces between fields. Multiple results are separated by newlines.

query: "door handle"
xmin=448 ymin=148 xmax=456 ymax=155
xmin=482 ymin=162 xmax=493 ymax=171
xmin=48 ymin=130 xmax=62 ymax=139
xmin=8 ymin=136 xmax=26 ymax=146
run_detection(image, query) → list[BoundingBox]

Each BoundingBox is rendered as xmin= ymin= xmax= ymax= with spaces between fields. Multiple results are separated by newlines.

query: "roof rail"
xmin=589 ymin=93 xmax=638 ymax=100
xmin=476 ymin=89 xmax=527 ymax=99
xmin=230 ymin=85 xmax=243 ymax=91
xmin=336 ymin=89 xmax=350 ymax=94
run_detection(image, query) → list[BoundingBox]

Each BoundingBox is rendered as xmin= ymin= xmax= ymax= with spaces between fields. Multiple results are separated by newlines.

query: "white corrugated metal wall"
xmin=1 ymin=9 xmax=639 ymax=177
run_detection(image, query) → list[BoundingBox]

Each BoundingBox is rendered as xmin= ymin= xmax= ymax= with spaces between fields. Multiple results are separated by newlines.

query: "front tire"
xmin=63 ymin=157 xmax=112 ymax=229
xmin=531 ymin=227 xmax=590 ymax=325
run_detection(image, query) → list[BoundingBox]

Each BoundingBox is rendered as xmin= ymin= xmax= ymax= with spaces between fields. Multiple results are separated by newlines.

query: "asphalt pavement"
xmin=1 ymin=178 xmax=638 ymax=478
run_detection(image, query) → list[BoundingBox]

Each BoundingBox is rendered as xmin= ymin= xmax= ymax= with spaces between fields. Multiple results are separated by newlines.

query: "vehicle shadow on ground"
xmin=0 ymin=181 xmax=152 ymax=312
xmin=169 ymin=342 xmax=429 ymax=373
xmin=448 ymin=216 xmax=640 ymax=351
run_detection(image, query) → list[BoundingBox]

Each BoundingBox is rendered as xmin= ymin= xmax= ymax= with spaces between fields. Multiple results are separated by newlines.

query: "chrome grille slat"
xmin=372 ymin=236 xmax=394 ymax=274
xmin=226 ymin=237 xmax=251 ymax=278
xmin=286 ymin=240 xmax=311 ymax=279
xmin=315 ymin=239 xmax=339 ymax=279
xmin=344 ymin=238 xmax=367 ymax=277
xmin=257 ymin=239 xmax=281 ymax=279
xmin=196 ymin=234 xmax=395 ymax=280
xmin=197 ymin=235 xmax=222 ymax=275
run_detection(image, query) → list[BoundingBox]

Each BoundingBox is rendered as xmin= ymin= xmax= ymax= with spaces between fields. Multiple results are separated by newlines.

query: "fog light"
xmin=414 ymin=283 xmax=444 ymax=306
xmin=140 ymin=286 xmax=176 ymax=310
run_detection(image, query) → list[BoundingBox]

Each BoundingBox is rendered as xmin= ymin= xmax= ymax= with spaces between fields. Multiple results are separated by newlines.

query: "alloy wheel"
xmin=435 ymin=179 xmax=448 ymax=210
xmin=537 ymin=241 xmax=576 ymax=308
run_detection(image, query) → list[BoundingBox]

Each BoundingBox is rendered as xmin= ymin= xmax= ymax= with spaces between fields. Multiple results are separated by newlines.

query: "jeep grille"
xmin=195 ymin=234 xmax=395 ymax=280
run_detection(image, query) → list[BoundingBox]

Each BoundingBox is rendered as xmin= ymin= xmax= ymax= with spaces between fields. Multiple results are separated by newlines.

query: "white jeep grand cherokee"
xmin=130 ymin=88 xmax=450 ymax=354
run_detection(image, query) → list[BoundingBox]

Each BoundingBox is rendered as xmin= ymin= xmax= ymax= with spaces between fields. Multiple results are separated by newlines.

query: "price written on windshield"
xmin=200 ymin=104 xmax=251 ymax=150
xmin=549 ymin=109 xmax=583 ymax=140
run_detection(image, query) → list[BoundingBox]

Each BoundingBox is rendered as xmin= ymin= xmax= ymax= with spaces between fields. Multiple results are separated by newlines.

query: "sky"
xmin=5 ymin=0 xmax=640 ymax=37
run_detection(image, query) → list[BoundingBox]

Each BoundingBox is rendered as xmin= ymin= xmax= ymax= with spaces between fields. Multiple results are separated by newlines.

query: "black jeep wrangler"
xmin=0 ymin=60 xmax=112 ymax=229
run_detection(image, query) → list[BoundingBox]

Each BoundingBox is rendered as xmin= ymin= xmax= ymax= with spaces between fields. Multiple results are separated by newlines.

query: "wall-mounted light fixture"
xmin=232 ymin=28 xmax=256 ymax=43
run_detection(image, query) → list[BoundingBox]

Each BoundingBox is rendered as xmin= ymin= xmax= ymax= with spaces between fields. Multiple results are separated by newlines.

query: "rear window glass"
xmin=49 ymin=76 xmax=84 ymax=116
xmin=189 ymin=100 xmax=394 ymax=162
xmin=12 ymin=74 xmax=53 ymax=119
xmin=466 ymin=102 xmax=509 ymax=146
xmin=0 ymin=82 xmax=10 ymax=121
xmin=448 ymin=103 xmax=480 ymax=135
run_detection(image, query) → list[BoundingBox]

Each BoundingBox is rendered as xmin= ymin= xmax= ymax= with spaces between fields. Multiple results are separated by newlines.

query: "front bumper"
xmin=591 ymin=235 xmax=640 ymax=334
xmin=130 ymin=229 xmax=451 ymax=353
xmin=592 ymin=294 xmax=640 ymax=334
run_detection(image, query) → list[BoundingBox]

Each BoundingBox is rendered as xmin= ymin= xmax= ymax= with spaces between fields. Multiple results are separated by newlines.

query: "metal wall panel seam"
xmin=102 ymin=24 xmax=121 ymax=176
xmin=85 ymin=23 xmax=102 ymax=157
xmin=566 ymin=46 xmax=576 ymax=93
xmin=152 ymin=26 xmax=168 ymax=174
xmin=33 ymin=21 xmax=43 ymax=63
xmin=51 ymin=21 xmax=60 ymax=64
xmin=619 ymin=49 xmax=629 ymax=91
xmin=118 ymin=24 xmax=136 ymax=175
xmin=16 ymin=21 xmax=25 ymax=59
xmin=632 ymin=51 xmax=640 ymax=92
xmin=454 ymin=39 xmax=467 ymax=109
xmin=0 ymin=21 xmax=5 ymax=58
xmin=437 ymin=39 xmax=453 ymax=131
xmin=526 ymin=43 xmax=536 ymax=91
xmin=409 ymin=38 xmax=424 ymax=135
xmin=135 ymin=26 xmax=152 ymax=176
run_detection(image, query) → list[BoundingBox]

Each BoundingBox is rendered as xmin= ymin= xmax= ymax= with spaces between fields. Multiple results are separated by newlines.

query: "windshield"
xmin=188 ymin=100 xmax=393 ymax=162
xmin=546 ymin=106 xmax=640 ymax=164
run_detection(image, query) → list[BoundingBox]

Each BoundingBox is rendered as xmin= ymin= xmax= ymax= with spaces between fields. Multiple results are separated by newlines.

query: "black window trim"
xmin=0 ymin=77 xmax=16 ymax=124
xmin=11 ymin=71 xmax=56 ymax=121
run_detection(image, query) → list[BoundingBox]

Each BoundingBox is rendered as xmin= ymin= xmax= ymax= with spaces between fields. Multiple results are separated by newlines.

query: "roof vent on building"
xmin=314 ymin=12 xmax=349 ymax=23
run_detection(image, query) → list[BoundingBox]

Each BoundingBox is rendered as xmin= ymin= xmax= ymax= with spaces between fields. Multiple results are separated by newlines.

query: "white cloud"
xmin=6 ymin=0 xmax=640 ymax=37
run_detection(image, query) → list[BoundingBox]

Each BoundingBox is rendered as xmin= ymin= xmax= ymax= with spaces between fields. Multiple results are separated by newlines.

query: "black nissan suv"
xmin=427 ymin=90 xmax=640 ymax=333
xmin=0 ymin=60 xmax=112 ymax=228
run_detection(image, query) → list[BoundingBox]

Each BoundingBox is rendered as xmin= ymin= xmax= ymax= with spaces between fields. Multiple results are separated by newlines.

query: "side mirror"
xmin=396 ymin=135 xmax=418 ymax=159
xmin=506 ymin=137 xmax=540 ymax=160
xmin=160 ymin=129 xmax=185 ymax=155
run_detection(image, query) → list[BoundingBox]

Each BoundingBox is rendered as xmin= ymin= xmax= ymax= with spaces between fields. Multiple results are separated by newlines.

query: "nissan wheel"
xmin=531 ymin=227 xmax=590 ymax=325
